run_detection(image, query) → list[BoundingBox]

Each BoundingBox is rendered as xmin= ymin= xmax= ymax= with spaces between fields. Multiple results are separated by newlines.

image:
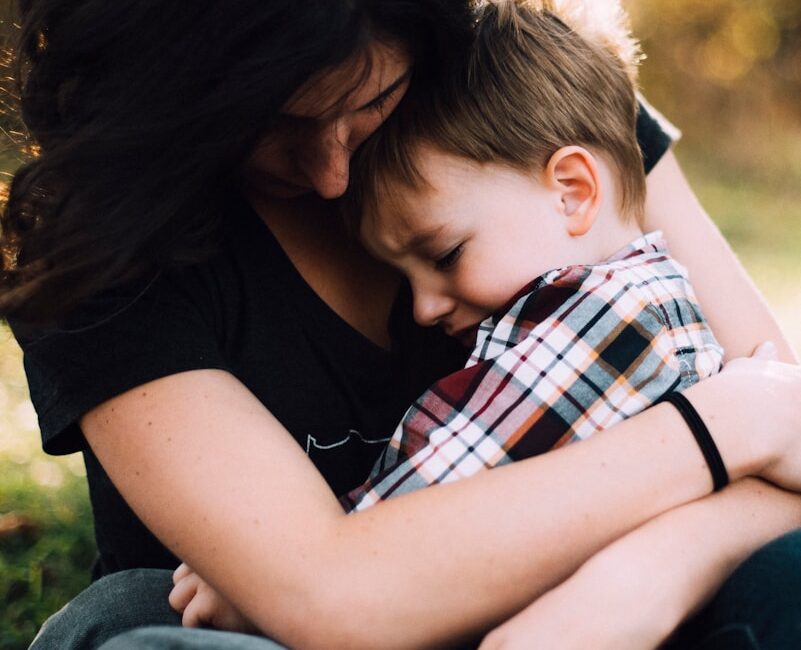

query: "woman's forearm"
xmin=644 ymin=150 xmax=797 ymax=363
xmin=479 ymin=478 xmax=801 ymax=650
xmin=606 ymin=478 xmax=801 ymax=643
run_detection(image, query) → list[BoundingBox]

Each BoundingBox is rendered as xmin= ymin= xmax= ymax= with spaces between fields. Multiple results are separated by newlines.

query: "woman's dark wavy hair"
xmin=0 ymin=0 xmax=472 ymax=322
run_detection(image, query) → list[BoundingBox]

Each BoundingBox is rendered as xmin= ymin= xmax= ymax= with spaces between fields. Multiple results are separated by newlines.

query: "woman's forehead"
xmin=282 ymin=39 xmax=412 ymax=121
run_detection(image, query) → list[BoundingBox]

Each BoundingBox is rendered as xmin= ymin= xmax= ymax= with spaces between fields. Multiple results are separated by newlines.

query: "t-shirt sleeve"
xmin=10 ymin=269 xmax=230 ymax=455
xmin=637 ymin=96 xmax=681 ymax=174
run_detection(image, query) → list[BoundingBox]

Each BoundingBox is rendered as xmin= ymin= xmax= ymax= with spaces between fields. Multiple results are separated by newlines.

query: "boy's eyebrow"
xmin=400 ymin=224 xmax=447 ymax=250
xmin=355 ymin=70 xmax=411 ymax=111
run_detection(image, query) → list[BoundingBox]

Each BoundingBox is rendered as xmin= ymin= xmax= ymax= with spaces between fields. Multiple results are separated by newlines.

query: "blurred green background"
xmin=1 ymin=1 xmax=800 ymax=647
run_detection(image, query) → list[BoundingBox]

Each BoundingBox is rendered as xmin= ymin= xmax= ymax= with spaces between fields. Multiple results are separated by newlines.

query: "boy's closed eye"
xmin=434 ymin=243 xmax=465 ymax=271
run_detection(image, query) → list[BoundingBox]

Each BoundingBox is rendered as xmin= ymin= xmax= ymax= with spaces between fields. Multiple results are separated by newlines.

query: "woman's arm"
xmin=643 ymin=150 xmax=797 ymax=363
xmin=81 ymin=356 xmax=801 ymax=650
xmin=479 ymin=477 xmax=801 ymax=650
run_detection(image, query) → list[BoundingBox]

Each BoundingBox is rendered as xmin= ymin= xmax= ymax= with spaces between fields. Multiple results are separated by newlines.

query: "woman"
xmin=3 ymin=1 xmax=800 ymax=649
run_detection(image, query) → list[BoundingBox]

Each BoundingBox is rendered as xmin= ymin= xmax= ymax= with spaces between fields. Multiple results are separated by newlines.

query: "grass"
xmin=0 ymin=330 xmax=95 ymax=649
xmin=0 ymin=148 xmax=799 ymax=648
xmin=677 ymin=146 xmax=801 ymax=354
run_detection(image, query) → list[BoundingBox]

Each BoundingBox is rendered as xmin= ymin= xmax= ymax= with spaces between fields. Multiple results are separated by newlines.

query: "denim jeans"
xmin=660 ymin=527 xmax=801 ymax=650
xmin=28 ymin=569 xmax=287 ymax=650
xmin=29 ymin=529 xmax=801 ymax=650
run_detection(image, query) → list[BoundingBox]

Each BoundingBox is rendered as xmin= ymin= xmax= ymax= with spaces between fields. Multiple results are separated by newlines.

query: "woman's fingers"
xmin=173 ymin=561 xmax=193 ymax=583
xmin=752 ymin=341 xmax=778 ymax=360
xmin=169 ymin=570 xmax=201 ymax=614
xmin=181 ymin=589 xmax=211 ymax=629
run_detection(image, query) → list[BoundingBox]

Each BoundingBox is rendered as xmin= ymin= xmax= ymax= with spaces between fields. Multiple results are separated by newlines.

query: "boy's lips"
xmin=447 ymin=323 xmax=480 ymax=348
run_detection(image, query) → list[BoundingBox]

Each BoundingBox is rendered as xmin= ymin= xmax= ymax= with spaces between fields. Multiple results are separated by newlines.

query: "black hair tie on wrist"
xmin=657 ymin=392 xmax=730 ymax=492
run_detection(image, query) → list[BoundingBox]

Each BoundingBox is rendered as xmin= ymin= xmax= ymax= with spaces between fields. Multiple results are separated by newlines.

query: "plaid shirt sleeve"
xmin=341 ymin=242 xmax=723 ymax=513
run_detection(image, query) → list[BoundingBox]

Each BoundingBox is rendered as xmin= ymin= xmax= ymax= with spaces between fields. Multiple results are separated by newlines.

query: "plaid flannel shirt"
xmin=342 ymin=232 xmax=724 ymax=512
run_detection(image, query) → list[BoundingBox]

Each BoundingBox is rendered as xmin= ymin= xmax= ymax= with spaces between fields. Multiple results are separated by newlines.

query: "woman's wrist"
xmin=678 ymin=359 xmax=798 ymax=486
xmin=656 ymin=392 xmax=729 ymax=491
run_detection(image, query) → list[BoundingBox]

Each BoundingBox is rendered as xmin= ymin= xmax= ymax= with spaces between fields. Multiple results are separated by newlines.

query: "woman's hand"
xmin=727 ymin=343 xmax=801 ymax=490
xmin=169 ymin=562 xmax=258 ymax=634
xmin=688 ymin=342 xmax=801 ymax=491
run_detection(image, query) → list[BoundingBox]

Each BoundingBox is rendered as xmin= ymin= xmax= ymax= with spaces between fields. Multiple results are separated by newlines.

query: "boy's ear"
xmin=544 ymin=146 xmax=602 ymax=237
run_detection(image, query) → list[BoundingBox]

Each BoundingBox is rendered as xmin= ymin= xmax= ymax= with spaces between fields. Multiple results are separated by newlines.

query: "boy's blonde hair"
xmin=347 ymin=0 xmax=646 ymax=225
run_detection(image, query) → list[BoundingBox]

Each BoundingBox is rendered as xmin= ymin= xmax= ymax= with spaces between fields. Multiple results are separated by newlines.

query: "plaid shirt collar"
xmin=474 ymin=231 xmax=667 ymax=359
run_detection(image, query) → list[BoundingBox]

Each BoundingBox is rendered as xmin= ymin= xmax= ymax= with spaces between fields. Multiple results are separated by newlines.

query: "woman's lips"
xmin=263 ymin=177 xmax=311 ymax=198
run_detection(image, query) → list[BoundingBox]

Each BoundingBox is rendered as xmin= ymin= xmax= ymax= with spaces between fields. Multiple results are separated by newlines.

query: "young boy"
xmin=171 ymin=0 xmax=724 ymax=635
xmin=339 ymin=0 xmax=723 ymax=510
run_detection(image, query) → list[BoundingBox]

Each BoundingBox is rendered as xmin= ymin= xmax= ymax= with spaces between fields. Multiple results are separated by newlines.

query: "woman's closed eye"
xmin=361 ymin=72 xmax=410 ymax=115
xmin=435 ymin=244 xmax=464 ymax=271
xmin=365 ymin=93 xmax=392 ymax=115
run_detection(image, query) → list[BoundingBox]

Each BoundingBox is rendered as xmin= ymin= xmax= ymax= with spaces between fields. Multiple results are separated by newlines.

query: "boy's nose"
xmin=301 ymin=120 xmax=352 ymax=199
xmin=413 ymin=287 xmax=455 ymax=327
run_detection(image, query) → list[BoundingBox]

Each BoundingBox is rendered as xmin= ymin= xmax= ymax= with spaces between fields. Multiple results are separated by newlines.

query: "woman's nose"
xmin=301 ymin=119 xmax=352 ymax=199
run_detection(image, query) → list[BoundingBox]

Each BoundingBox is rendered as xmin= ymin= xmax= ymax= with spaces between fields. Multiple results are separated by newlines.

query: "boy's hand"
xmin=169 ymin=562 xmax=258 ymax=634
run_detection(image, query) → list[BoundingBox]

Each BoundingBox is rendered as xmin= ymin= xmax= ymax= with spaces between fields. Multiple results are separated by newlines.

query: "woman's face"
xmin=247 ymin=39 xmax=411 ymax=201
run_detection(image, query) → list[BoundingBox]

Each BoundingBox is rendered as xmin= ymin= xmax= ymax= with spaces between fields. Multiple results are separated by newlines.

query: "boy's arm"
xmin=480 ymin=477 xmax=801 ymax=650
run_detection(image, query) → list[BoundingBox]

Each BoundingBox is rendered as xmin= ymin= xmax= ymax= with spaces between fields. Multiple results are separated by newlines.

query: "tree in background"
xmin=630 ymin=0 xmax=801 ymax=169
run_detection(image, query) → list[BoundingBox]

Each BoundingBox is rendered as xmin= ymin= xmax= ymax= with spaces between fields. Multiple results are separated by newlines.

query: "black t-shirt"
xmin=10 ymin=105 xmax=673 ymax=578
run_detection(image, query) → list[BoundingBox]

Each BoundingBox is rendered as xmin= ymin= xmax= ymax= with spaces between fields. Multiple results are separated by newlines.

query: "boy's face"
xmin=361 ymin=148 xmax=576 ymax=347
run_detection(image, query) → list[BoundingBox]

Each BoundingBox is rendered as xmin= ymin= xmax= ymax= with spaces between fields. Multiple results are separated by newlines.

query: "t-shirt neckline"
xmin=236 ymin=197 xmax=399 ymax=361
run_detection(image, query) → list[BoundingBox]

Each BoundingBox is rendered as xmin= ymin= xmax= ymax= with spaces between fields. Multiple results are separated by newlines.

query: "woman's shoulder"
xmin=8 ymin=202 xmax=289 ymax=453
